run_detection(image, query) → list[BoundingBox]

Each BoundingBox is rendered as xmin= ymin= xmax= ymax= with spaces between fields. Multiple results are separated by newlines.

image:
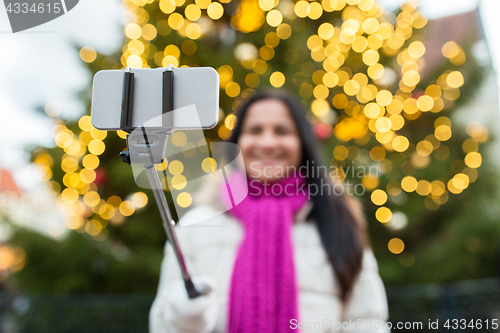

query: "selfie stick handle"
xmin=144 ymin=165 xmax=201 ymax=299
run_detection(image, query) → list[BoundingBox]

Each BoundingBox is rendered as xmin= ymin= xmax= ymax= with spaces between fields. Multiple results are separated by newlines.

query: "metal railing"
xmin=0 ymin=293 xmax=154 ymax=333
xmin=1 ymin=277 xmax=499 ymax=333
xmin=387 ymin=277 xmax=500 ymax=332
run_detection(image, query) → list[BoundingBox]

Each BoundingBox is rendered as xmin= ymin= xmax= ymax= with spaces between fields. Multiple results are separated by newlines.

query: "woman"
xmin=150 ymin=90 xmax=389 ymax=333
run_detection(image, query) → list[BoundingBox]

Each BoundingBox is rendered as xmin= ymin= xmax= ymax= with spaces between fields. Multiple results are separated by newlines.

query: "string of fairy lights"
xmin=25 ymin=0 xmax=488 ymax=268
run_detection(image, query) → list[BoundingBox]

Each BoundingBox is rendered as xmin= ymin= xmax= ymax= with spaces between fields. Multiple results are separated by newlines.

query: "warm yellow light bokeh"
xmin=177 ymin=192 xmax=193 ymax=208
xmin=266 ymin=10 xmax=283 ymax=27
xmin=132 ymin=192 xmax=148 ymax=208
xmin=388 ymin=238 xmax=405 ymax=254
xmin=270 ymin=71 xmax=285 ymax=88
xmin=201 ymin=157 xmax=218 ymax=173
xmin=207 ymin=2 xmax=224 ymax=19
xmin=80 ymin=46 xmax=97 ymax=63
xmin=171 ymin=175 xmax=188 ymax=190
xmin=376 ymin=207 xmax=392 ymax=223
xmin=168 ymin=160 xmax=184 ymax=175
xmin=185 ymin=4 xmax=201 ymax=21
xmin=371 ymin=189 xmax=388 ymax=206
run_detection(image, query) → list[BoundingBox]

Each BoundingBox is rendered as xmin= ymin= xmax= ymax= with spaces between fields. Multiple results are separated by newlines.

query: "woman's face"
xmin=237 ymin=98 xmax=302 ymax=183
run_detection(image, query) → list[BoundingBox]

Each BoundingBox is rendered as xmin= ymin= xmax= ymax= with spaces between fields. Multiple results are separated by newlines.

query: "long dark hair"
xmin=227 ymin=90 xmax=368 ymax=302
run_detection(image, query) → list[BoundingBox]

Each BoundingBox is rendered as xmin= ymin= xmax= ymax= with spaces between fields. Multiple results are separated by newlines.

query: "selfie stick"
xmin=118 ymin=66 xmax=201 ymax=299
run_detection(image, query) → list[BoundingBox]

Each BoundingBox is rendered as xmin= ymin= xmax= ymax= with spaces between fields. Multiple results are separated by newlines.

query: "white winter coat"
xmin=149 ymin=198 xmax=390 ymax=333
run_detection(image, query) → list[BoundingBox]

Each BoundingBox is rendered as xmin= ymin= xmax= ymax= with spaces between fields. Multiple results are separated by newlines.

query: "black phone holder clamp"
xmin=117 ymin=65 xmax=201 ymax=299
xmin=119 ymin=66 xmax=174 ymax=167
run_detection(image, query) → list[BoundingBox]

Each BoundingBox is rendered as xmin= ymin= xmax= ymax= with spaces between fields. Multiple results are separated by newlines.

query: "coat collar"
xmin=192 ymin=171 xmax=314 ymax=224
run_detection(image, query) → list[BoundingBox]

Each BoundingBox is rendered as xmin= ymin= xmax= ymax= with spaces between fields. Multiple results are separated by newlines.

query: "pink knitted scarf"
xmin=219 ymin=170 xmax=308 ymax=333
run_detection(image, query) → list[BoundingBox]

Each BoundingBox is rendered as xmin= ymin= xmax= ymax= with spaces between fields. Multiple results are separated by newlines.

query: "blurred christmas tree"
xmin=8 ymin=0 xmax=500 ymax=292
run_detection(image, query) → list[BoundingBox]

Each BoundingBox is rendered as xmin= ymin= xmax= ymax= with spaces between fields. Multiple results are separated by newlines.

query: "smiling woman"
xmin=237 ymin=98 xmax=302 ymax=182
xmin=150 ymin=90 xmax=389 ymax=333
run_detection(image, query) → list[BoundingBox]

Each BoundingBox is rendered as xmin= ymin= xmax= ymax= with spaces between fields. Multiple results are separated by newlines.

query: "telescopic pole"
xmin=143 ymin=163 xmax=201 ymax=299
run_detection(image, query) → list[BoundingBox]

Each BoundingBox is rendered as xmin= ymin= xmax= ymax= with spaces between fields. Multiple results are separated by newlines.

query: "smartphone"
xmin=90 ymin=67 xmax=219 ymax=131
